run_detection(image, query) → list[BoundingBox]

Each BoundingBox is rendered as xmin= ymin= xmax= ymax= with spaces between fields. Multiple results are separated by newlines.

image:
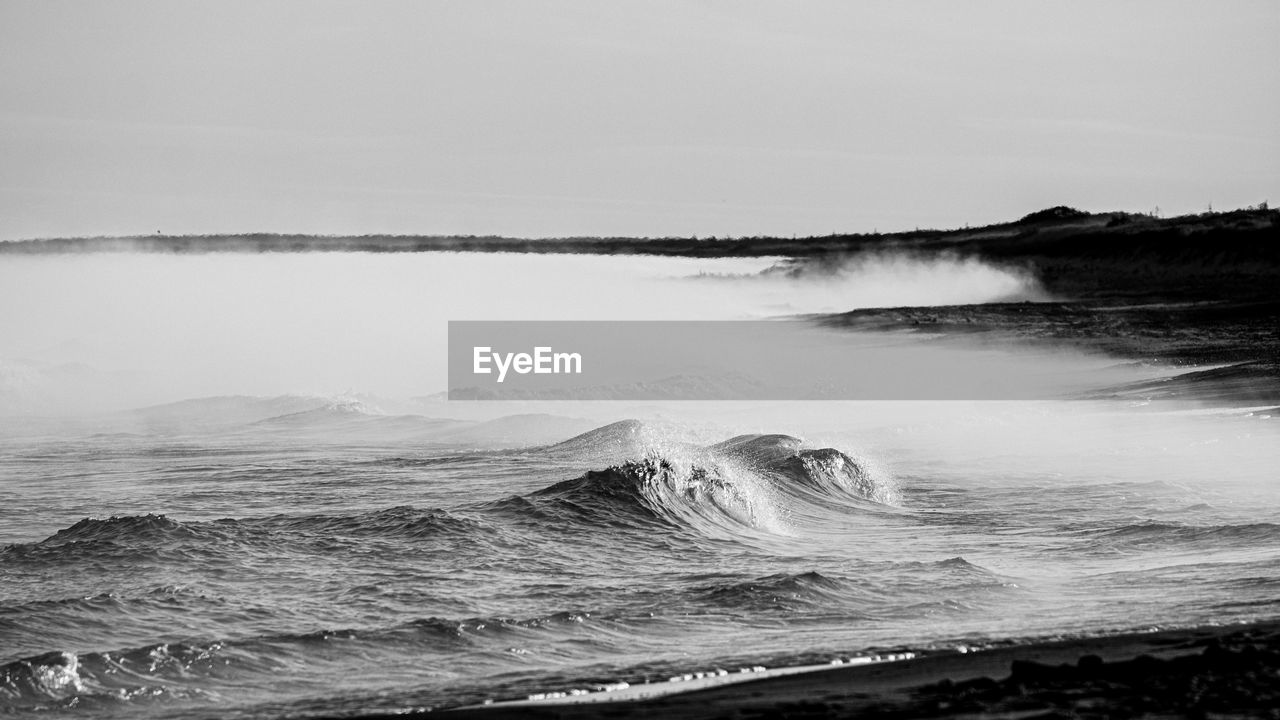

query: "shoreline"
xmin=813 ymin=298 xmax=1280 ymax=405
xmin=3 ymin=208 xmax=1276 ymax=305
xmin=434 ymin=619 xmax=1280 ymax=719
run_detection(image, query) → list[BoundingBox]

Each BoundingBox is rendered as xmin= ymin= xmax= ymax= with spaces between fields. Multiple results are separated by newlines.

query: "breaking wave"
xmin=508 ymin=421 xmax=898 ymax=540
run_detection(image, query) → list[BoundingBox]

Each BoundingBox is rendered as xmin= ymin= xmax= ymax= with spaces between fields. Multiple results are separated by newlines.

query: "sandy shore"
xmin=435 ymin=620 xmax=1280 ymax=719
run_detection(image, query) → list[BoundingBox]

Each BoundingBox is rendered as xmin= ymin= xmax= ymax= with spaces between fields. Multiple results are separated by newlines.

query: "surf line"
xmin=472 ymin=346 xmax=583 ymax=383
xmin=456 ymin=653 xmax=917 ymax=710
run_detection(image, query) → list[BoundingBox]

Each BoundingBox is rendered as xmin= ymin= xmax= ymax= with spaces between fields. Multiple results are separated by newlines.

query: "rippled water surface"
xmin=2 ymin=253 xmax=1278 ymax=717
xmin=2 ymin=400 xmax=1278 ymax=718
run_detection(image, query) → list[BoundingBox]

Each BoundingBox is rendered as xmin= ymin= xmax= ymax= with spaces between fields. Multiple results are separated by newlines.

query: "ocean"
xmin=2 ymin=254 xmax=1278 ymax=717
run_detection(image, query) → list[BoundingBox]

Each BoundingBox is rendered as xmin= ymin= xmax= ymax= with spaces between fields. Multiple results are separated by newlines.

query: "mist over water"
xmin=0 ymin=252 xmax=1044 ymax=414
xmin=1 ymin=398 xmax=1277 ymax=718
xmin=3 ymin=250 xmax=1276 ymax=719
xmin=762 ymin=251 xmax=1047 ymax=313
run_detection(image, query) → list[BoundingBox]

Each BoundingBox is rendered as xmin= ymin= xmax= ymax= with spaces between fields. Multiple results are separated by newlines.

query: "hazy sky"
xmin=1 ymin=0 xmax=1276 ymax=240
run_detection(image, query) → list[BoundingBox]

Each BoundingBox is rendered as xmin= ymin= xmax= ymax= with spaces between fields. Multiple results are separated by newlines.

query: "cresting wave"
xmin=517 ymin=422 xmax=899 ymax=538
xmin=2 ymin=423 xmax=893 ymax=555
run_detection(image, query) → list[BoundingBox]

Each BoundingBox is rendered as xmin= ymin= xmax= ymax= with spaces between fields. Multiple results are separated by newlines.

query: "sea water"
xmin=1 ymin=253 xmax=1277 ymax=717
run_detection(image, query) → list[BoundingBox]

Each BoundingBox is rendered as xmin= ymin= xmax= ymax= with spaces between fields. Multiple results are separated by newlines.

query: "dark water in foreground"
xmin=2 ymin=400 xmax=1279 ymax=718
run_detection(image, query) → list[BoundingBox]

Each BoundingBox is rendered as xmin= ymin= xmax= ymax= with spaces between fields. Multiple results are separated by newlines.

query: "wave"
xmin=424 ymin=414 xmax=600 ymax=449
xmin=691 ymin=571 xmax=850 ymax=612
xmin=529 ymin=456 xmax=787 ymax=535
xmin=250 ymin=399 xmax=385 ymax=425
xmin=43 ymin=514 xmax=195 ymax=545
xmin=0 ymin=609 xmax=616 ymax=710
xmin=0 ymin=507 xmax=489 ymax=566
xmin=544 ymin=418 xmax=657 ymax=458
xmin=511 ymin=422 xmax=897 ymax=540
xmin=125 ymin=394 xmax=364 ymax=432
xmin=0 ymin=557 xmax=1013 ymax=712
xmin=259 ymin=506 xmax=486 ymax=540
xmin=0 ymin=651 xmax=88 ymax=706
xmin=2 ymin=421 xmax=896 ymax=570
xmin=1086 ymin=521 xmax=1280 ymax=550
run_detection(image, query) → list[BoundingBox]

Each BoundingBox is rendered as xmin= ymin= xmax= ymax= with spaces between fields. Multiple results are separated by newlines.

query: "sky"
xmin=1 ymin=0 xmax=1277 ymax=240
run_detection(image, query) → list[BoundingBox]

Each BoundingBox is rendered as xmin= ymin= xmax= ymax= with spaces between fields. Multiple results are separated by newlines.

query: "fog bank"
xmin=0 ymin=252 xmax=1044 ymax=414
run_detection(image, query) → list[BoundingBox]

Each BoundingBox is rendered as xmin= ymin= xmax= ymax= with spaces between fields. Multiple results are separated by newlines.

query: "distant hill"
xmin=1018 ymin=206 xmax=1093 ymax=223
xmin=3 ymin=206 xmax=1277 ymax=301
xmin=1 ymin=206 xmax=1274 ymax=259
